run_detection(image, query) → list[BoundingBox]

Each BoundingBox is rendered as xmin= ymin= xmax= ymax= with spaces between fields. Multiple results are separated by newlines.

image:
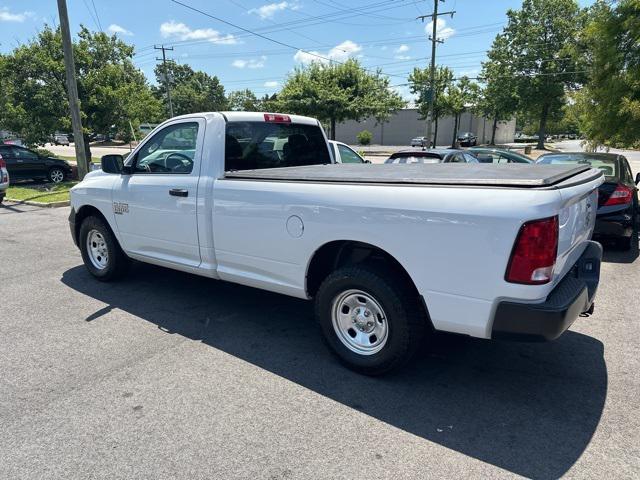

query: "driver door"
xmin=113 ymin=118 xmax=205 ymax=267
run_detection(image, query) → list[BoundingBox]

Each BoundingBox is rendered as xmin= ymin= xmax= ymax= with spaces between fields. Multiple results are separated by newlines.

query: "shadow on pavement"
xmin=62 ymin=263 xmax=607 ymax=480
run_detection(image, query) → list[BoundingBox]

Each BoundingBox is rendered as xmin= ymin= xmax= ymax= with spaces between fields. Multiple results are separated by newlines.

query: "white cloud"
xmin=107 ymin=24 xmax=133 ymax=36
xmin=0 ymin=7 xmax=33 ymax=22
xmin=249 ymin=1 xmax=296 ymax=19
xmin=425 ymin=18 xmax=455 ymax=40
xmin=232 ymin=56 xmax=267 ymax=69
xmin=264 ymin=81 xmax=280 ymax=87
xmin=393 ymin=45 xmax=410 ymax=60
xmin=293 ymin=40 xmax=362 ymax=64
xmin=160 ymin=20 xmax=237 ymax=45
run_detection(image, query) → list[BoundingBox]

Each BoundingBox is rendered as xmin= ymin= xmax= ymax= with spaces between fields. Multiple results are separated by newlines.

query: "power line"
xmin=150 ymin=0 xmax=428 ymax=51
xmin=81 ymin=0 xmax=100 ymax=32
xmin=169 ymin=0 xmax=409 ymax=80
xmin=90 ymin=0 xmax=103 ymax=32
xmin=225 ymin=0 xmax=323 ymax=45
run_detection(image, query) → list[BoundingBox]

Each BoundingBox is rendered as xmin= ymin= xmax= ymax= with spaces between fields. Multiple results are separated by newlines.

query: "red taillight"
xmin=0 ymin=154 xmax=5 ymax=169
xmin=264 ymin=113 xmax=291 ymax=123
xmin=506 ymin=216 xmax=559 ymax=285
xmin=603 ymin=184 xmax=633 ymax=206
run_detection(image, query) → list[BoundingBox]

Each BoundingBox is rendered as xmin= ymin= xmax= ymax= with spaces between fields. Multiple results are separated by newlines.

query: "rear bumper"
xmin=491 ymin=241 xmax=602 ymax=342
xmin=594 ymin=209 xmax=634 ymax=239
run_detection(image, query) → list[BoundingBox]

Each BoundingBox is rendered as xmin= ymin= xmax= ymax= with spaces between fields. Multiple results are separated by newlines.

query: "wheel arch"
xmin=306 ymin=240 xmax=423 ymax=303
xmin=73 ymin=204 xmax=119 ymax=247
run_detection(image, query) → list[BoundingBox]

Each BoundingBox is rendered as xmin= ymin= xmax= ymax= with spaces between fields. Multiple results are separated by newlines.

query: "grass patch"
xmin=58 ymin=155 xmax=102 ymax=164
xmin=7 ymin=181 xmax=77 ymax=203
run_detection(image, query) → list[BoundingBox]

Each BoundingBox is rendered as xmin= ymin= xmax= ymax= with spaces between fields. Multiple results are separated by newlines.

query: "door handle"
xmin=169 ymin=188 xmax=188 ymax=197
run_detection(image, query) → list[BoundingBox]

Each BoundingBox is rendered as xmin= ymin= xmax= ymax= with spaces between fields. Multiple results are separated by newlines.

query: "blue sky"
xmin=1 ymin=0 xmax=595 ymax=99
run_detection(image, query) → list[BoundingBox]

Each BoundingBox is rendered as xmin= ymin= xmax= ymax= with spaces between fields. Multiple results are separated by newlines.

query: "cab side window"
xmin=132 ymin=122 xmax=198 ymax=174
xmin=14 ymin=147 xmax=38 ymax=160
xmin=338 ymin=144 xmax=364 ymax=163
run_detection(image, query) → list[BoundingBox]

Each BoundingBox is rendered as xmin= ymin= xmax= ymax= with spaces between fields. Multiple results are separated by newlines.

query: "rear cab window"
xmin=224 ymin=120 xmax=331 ymax=171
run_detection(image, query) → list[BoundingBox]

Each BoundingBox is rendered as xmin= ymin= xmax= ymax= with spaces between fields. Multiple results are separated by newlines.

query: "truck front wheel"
xmin=315 ymin=265 xmax=427 ymax=375
xmin=79 ymin=215 xmax=130 ymax=281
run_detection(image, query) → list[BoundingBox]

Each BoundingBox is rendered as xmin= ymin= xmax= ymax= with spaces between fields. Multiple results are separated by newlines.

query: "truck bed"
xmin=225 ymin=163 xmax=600 ymax=188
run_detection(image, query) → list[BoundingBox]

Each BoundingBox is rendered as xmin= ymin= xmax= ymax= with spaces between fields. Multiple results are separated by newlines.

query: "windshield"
xmin=537 ymin=154 xmax=617 ymax=178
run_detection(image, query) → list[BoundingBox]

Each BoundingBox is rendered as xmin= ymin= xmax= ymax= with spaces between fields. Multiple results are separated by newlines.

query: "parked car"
xmin=69 ymin=111 xmax=603 ymax=375
xmin=410 ymin=136 xmax=431 ymax=148
xmin=457 ymin=132 xmax=477 ymax=147
xmin=329 ymin=140 xmax=369 ymax=164
xmin=54 ymin=134 xmax=70 ymax=146
xmin=537 ymin=152 xmax=638 ymax=250
xmin=385 ymin=148 xmax=479 ymax=164
xmin=0 ymin=154 xmax=9 ymax=203
xmin=468 ymin=147 xmax=534 ymax=164
xmin=0 ymin=145 xmax=72 ymax=183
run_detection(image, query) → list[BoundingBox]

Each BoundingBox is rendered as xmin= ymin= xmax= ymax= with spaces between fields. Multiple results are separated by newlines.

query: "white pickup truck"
xmin=69 ymin=112 xmax=604 ymax=375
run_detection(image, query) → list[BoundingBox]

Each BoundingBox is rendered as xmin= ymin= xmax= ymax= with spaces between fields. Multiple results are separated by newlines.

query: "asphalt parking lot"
xmin=1 ymin=203 xmax=639 ymax=479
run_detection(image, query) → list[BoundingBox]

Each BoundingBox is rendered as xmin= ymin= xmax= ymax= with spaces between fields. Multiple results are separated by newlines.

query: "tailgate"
xmin=553 ymin=168 xmax=604 ymax=282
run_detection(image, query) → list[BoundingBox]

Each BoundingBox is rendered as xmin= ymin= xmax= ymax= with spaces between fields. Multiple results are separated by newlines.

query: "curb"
xmin=5 ymin=198 xmax=70 ymax=208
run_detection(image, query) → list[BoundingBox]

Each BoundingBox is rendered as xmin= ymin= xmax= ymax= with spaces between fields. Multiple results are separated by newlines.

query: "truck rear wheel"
xmin=314 ymin=265 xmax=427 ymax=375
xmin=79 ymin=215 xmax=130 ymax=281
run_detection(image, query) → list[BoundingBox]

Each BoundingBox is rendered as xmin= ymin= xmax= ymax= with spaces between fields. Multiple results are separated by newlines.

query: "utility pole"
xmin=155 ymin=45 xmax=174 ymax=118
xmin=56 ymin=0 xmax=88 ymax=180
xmin=417 ymin=1 xmax=455 ymax=147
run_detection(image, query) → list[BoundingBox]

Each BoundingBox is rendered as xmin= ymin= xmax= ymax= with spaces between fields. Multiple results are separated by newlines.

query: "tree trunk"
xmin=330 ymin=117 xmax=336 ymax=140
xmin=490 ymin=116 xmax=498 ymax=145
xmin=433 ymin=116 xmax=439 ymax=148
xmin=83 ymin=133 xmax=92 ymax=168
xmin=451 ymin=113 xmax=459 ymax=148
xmin=537 ymin=103 xmax=549 ymax=150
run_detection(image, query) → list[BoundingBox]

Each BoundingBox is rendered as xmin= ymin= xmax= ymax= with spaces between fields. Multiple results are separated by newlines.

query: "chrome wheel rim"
xmin=50 ymin=169 xmax=64 ymax=183
xmin=331 ymin=289 xmax=388 ymax=355
xmin=86 ymin=229 xmax=108 ymax=270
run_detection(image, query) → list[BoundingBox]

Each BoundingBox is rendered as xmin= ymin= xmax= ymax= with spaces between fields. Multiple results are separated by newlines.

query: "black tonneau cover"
xmin=224 ymin=163 xmax=600 ymax=188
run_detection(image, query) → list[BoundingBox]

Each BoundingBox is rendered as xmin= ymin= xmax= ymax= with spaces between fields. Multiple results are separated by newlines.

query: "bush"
xmin=34 ymin=148 xmax=58 ymax=158
xmin=357 ymin=130 xmax=372 ymax=145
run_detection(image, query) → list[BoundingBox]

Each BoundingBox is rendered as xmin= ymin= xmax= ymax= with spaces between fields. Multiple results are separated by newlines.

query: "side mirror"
xmin=364 ymin=159 xmax=371 ymax=164
xmin=101 ymin=154 xmax=125 ymax=174
xmin=636 ymin=172 xmax=640 ymax=185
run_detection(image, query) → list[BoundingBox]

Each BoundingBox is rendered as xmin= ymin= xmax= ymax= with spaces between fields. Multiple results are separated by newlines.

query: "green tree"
xmin=575 ymin=0 xmax=640 ymax=149
xmin=494 ymin=0 xmax=585 ymax=149
xmin=479 ymin=35 xmax=519 ymax=145
xmin=0 ymin=26 xmax=163 ymax=147
xmin=442 ymin=76 xmax=481 ymax=147
xmin=228 ymin=89 xmax=261 ymax=111
xmin=276 ymin=59 xmax=405 ymax=140
xmin=154 ymin=63 xmax=227 ymax=116
xmin=408 ymin=65 xmax=454 ymax=146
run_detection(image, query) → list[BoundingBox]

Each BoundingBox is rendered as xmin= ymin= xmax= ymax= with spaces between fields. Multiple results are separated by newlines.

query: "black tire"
xmin=48 ymin=167 xmax=65 ymax=183
xmin=315 ymin=264 xmax=427 ymax=375
xmin=79 ymin=215 xmax=130 ymax=281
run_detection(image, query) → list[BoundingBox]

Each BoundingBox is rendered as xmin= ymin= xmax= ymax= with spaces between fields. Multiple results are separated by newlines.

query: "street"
xmin=1 ymin=189 xmax=639 ymax=479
